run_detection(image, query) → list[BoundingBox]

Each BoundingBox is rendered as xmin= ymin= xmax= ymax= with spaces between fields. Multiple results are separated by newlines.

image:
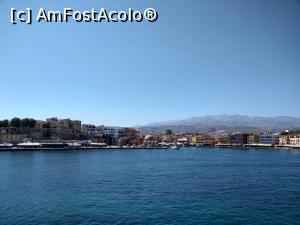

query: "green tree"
xmin=0 ymin=120 xmax=9 ymax=127
xmin=10 ymin=118 xmax=21 ymax=128
xmin=21 ymin=118 xmax=36 ymax=128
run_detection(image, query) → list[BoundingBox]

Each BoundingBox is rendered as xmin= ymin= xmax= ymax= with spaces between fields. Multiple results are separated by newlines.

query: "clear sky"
xmin=0 ymin=0 xmax=299 ymax=126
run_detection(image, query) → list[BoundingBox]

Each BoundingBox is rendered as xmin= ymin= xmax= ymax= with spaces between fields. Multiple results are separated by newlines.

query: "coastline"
xmin=0 ymin=145 xmax=299 ymax=152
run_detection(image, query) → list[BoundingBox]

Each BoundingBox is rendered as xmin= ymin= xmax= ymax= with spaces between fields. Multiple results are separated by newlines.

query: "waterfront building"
xmin=279 ymin=131 xmax=300 ymax=147
xmin=118 ymin=128 xmax=139 ymax=146
xmin=46 ymin=118 xmax=60 ymax=128
xmin=0 ymin=127 xmax=44 ymax=144
xmin=0 ymin=128 xmax=11 ymax=143
xmin=191 ymin=136 xmax=198 ymax=145
xmin=59 ymin=119 xmax=81 ymax=133
xmin=102 ymin=126 xmax=119 ymax=145
xmin=43 ymin=118 xmax=81 ymax=139
xmin=161 ymin=130 xmax=176 ymax=144
xmin=289 ymin=136 xmax=300 ymax=147
xmin=103 ymin=127 xmax=118 ymax=139
xmin=81 ymin=124 xmax=97 ymax=137
xmin=259 ymin=132 xmax=272 ymax=144
xmin=192 ymin=134 xmax=215 ymax=146
xmin=279 ymin=135 xmax=289 ymax=146
xmin=144 ymin=135 xmax=160 ymax=147
xmin=231 ymin=133 xmax=249 ymax=145
xmin=162 ymin=135 xmax=174 ymax=143
xmin=247 ymin=133 xmax=260 ymax=144
xmin=0 ymin=128 xmax=25 ymax=144
xmin=259 ymin=132 xmax=280 ymax=145
xmin=45 ymin=118 xmax=81 ymax=133
xmin=81 ymin=124 xmax=106 ymax=138
xmin=35 ymin=120 xmax=45 ymax=128
xmin=177 ymin=137 xmax=190 ymax=146
xmin=216 ymin=134 xmax=231 ymax=145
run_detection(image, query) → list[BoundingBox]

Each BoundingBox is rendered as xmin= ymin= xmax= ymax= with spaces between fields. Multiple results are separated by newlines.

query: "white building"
xmin=81 ymin=124 xmax=102 ymax=137
xmin=177 ymin=137 xmax=190 ymax=146
xmin=103 ymin=127 xmax=118 ymax=138
xmin=279 ymin=135 xmax=289 ymax=146
xmin=280 ymin=134 xmax=300 ymax=147
xmin=259 ymin=132 xmax=280 ymax=145
xmin=82 ymin=124 xmax=117 ymax=138
xmin=290 ymin=136 xmax=300 ymax=147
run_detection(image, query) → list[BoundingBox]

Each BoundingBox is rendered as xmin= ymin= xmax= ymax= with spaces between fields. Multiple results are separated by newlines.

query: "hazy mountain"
xmin=138 ymin=115 xmax=300 ymax=133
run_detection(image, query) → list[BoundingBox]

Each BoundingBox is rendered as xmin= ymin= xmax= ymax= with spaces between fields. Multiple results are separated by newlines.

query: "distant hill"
xmin=137 ymin=115 xmax=300 ymax=134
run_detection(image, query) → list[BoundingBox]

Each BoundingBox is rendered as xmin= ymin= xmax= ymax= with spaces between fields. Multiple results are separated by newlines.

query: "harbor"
xmin=1 ymin=142 xmax=299 ymax=152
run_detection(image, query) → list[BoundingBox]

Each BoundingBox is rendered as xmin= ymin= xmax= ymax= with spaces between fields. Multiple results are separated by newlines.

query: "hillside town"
xmin=0 ymin=117 xmax=299 ymax=150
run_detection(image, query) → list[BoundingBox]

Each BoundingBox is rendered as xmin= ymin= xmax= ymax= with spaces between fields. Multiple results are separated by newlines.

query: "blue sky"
xmin=0 ymin=0 xmax=299 ymax=126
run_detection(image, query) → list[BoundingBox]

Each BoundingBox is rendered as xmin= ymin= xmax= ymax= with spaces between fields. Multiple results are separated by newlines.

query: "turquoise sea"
xmin=0 ymin=148 xmax=299 ymax=225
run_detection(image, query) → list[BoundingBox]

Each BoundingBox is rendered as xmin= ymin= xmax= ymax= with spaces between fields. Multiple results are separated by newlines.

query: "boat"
xmin=170 ymin=145 xmax=180 ymax=149
xmin=0 ymin=143 xmax=14 ymax=149
xmin=17 ymin=142 xmax=41 ymax=148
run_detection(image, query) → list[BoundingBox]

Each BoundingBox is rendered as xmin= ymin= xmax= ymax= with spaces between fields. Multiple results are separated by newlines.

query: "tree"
xmin=21 ymin=118 xmax=36 ymax=128
xmin=10 ymin=118 xmax=21 ymax=128
xmin=0 ymin=120 xmax=9 ymax=127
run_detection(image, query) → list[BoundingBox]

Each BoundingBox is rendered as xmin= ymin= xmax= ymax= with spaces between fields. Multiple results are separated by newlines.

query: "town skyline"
xmin=1 ymin=115 xmax=300 ymax=149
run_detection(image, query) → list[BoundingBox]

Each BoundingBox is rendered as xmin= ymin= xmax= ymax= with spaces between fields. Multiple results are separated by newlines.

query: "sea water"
xmin=0 ymin=148 xmax=299 ymax=225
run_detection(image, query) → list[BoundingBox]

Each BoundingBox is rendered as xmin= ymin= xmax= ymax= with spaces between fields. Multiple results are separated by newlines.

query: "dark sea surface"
xmin=0 ymin=148 xmax=300 ymax=225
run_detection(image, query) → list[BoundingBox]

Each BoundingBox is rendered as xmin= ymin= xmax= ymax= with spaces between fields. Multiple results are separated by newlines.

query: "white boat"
xmin=17 ymin=142 xmax=41 ymax=148
xmin=170 ymin=145 xmax=179 ymax=149
xmin=66 ymin=143 xmax=82 ymax=147
xmin=91 ymin=143 xmax=107 ymax=147
xmin=0 ymin=143 xmax=14 ymax=148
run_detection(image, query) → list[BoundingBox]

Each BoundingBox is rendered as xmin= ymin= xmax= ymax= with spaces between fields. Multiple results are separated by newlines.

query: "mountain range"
xmin=137 ymin=115 xmax=300 ymax=134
